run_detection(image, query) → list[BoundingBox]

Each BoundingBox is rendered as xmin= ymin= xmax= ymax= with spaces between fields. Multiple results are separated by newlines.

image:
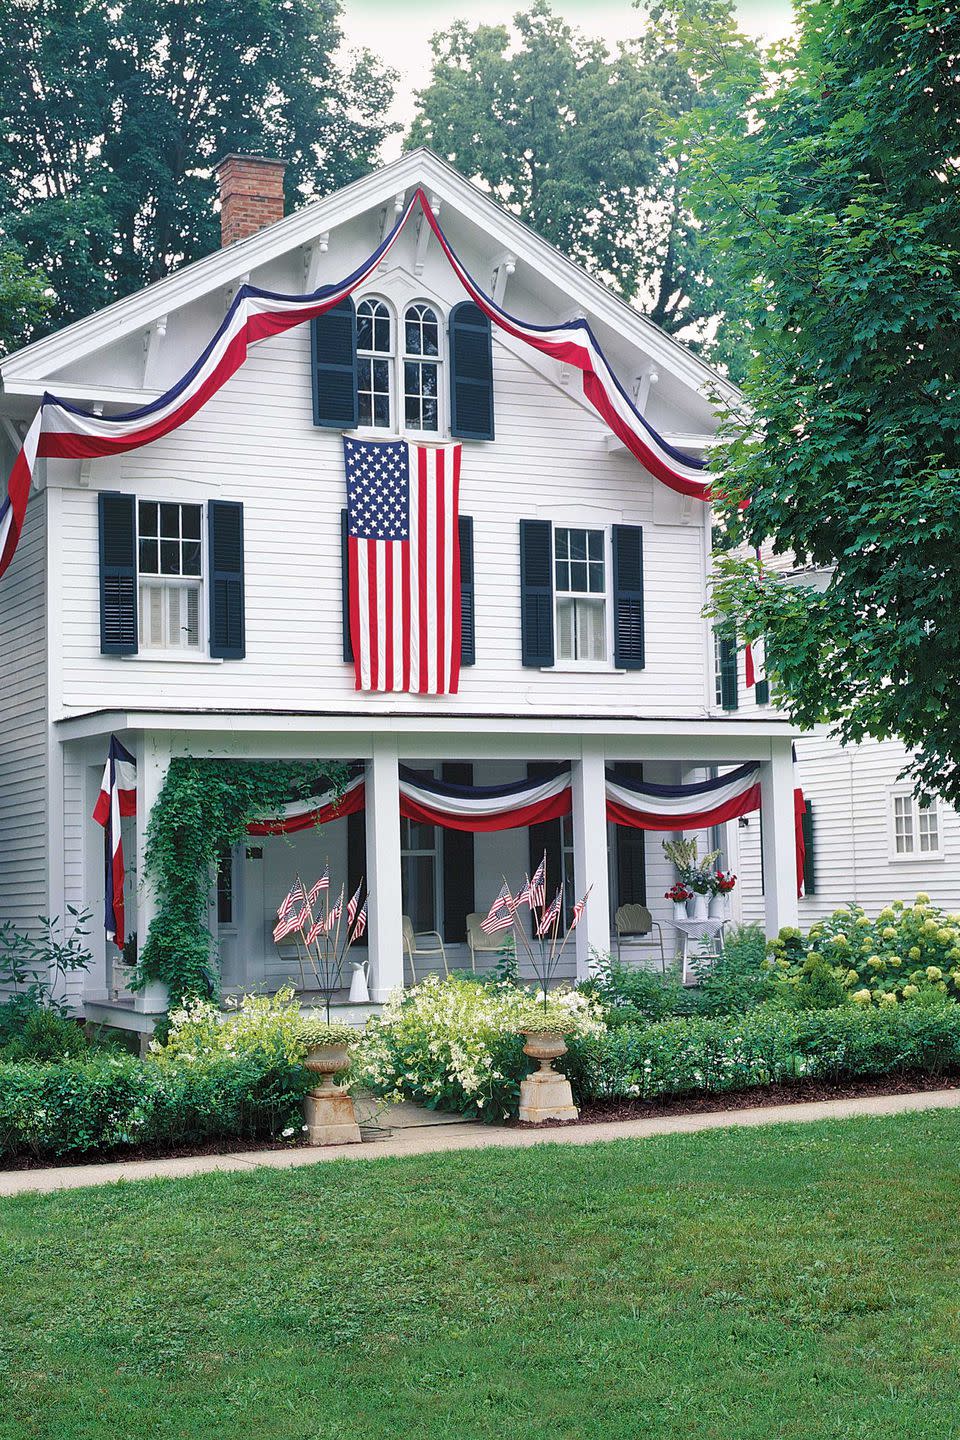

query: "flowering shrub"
xmin=356 ymin=975 xmax=604 ymax=1120
xmin=153 ymin=987 xmax=316 ymax=1066
xmin=767 ymin=896 xmax=960 ymax=1006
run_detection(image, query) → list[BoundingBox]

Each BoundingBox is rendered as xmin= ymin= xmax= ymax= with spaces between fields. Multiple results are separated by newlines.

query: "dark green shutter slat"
xmin=612 ymin=524 xmax=644 ymax=670
xmin=442 ymin=763 xmax=475 ymax=942
xmin=614 ymin=763 xmax=646 ymax=912
xmin=520 ymin=519 xmax=554 ymax=667
xmin=341 ymin=509 xmax=353 ymax=663
xmin=458 ymin=514 xmax=475 ymax=666
xmin=449 ymin=301 xmax=494 ymax=440
xmin=719 ymin=632 xmax=739 ymax=710
xmin=801 ymin=800 xmax=816 ymax=895
xmin=208 ymin=500 xmax=245 ymax=659
xmin=98 ymin=493 xmax=137 ymax=655
xmin=311 ymin=297 xmax=358 ymax=429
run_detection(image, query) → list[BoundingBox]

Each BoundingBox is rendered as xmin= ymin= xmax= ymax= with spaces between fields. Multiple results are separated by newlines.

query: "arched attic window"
xmin=356 ymin=297 xmax=394 ymax=430
xmin=403 ymin=302 xmax=441 ymax=433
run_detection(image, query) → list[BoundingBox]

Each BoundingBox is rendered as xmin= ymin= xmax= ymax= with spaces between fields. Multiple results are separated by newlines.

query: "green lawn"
xmin=2 ymin=1112 xmax=960 ymax=1439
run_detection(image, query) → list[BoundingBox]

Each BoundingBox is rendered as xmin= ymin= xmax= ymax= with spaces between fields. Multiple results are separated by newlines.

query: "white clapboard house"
xmin=0 ymin=149 xmax=801 ymax=1033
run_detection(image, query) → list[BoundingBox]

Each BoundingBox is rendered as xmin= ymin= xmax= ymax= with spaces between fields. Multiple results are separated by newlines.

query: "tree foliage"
xmin=0 ymin=241 xmax=52 ymax=355
xmin=676 ymin=0 xmax=960 ymax=803
xmin=0 ymin=0 xmax=397 ymax=338
xmin=409 ymin=0 xmax=758 ymax=362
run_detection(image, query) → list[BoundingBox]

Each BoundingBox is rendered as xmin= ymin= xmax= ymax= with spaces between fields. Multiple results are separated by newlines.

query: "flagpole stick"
xmin=503 ymin=872 xmax=538 ymax=970
xmin=554 ymin=884 xmax=594 ymax=978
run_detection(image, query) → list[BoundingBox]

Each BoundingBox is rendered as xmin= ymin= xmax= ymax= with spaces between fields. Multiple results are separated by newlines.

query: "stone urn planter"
xmin=303 ymin=1041 xmax=362 ymax=1146
xmin=518 ymin=1029 xmax=579 ymax=1123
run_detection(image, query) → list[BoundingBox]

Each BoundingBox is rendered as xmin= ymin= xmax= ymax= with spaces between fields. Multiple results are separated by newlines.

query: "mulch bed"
xmin=518 ymin=1069 xmax=960 ymax=1128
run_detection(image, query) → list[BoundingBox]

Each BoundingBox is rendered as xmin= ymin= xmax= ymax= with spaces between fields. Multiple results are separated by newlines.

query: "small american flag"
xmin=352 ymin=903 xmax=367 ymax=940
xmin=306 ymin=869 xmax=329 ymax=907
xmin=518 ymin=853 xmax=546 ymax=910
xmin=481 ymin=882 xmax=515 ymax=934
xmin=325 ymin=886 xmax=344 ymax=934
xmin=346 ymin=884 xmax=362 ymax=927
xmin=570 ymin=887 xmax=592 ymax=929
xmin=303 ymin=915 xmax=323 ymax=946
xmin=536 ymin=887 xmax=563 ymax=938
xmin=344 ymin=437 xmax=462 ymax=695
xmin=278 ymin=879 xmax=305 ymax=923
xmin=274 ymin=906 xmax=307 ymax=943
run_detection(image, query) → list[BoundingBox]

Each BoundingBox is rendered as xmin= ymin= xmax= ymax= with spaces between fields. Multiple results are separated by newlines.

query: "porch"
xmin=63 ymin=713 xmax=800 ymax=1032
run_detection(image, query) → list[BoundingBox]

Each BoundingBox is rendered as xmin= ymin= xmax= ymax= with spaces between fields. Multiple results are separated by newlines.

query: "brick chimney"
xmin=215 ymin=154 xmax=286 ymax=246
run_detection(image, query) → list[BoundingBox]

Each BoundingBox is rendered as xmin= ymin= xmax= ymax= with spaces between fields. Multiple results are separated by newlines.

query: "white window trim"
xmin=550 ymin=525 xmax=615 ymax=670
xmin=132 ymin=498 xmax=208 ymax=660
xmin=356 ymin=294 xmax=396 ymax=433
xmin=887 ymin=787 xmax=944 ymax=862
xmin=351 ymin=290 xmax=448 ymax=442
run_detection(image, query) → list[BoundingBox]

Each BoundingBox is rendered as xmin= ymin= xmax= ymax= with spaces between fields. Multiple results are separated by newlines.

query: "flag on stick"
xmin=306 ymin=869 xmax=329 ymax=907
xmin=536 ymin=887 xmax=563 ymax=938
xmin=92 ymin=736 xmax=137 ymax=947
xmin=481 ymin=881 xmax=515 ymax=934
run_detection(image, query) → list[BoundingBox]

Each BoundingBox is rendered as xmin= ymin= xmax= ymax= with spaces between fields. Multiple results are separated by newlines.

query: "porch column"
xmin=571 ymin=739 xmax=611 ymax=978
xmin=135 ymin=732 xmax=170 ymax=1016
xmin=759 ymin=739 xmax=799 ymax=936
xmin=365 ymin=736 xmax=404 ymax=1002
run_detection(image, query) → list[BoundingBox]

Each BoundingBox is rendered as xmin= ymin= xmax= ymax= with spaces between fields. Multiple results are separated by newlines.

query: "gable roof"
xmin=0 ymin=148 xmax=737 ymax=418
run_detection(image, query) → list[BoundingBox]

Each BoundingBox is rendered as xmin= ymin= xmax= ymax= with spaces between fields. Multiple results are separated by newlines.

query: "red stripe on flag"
xmin=384 ymin=543 xmax=394 ymax=693
xmin=449 ymin=446 xmax=462 ymax=694
xmin=417 ymin=448 xmax=429 ymax=694
xmin=367 ymin=540 xmax=379 ymax=691
xmin=348 ymin=535 xmax=363 ymax=692
xmin=401 ymin=535 xmax=411 ymax=693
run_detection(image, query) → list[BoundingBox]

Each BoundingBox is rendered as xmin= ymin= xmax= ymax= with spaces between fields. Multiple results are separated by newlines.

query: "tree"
xmin=408 ymin=0 xmax=759 ymax=362
xmin=674 ymin=0 xmax=960 ymax=803
xmin=0 ymin=241 xmax=53 ymax=355
xmin=0 ymin=0 xmax=398 ymax=338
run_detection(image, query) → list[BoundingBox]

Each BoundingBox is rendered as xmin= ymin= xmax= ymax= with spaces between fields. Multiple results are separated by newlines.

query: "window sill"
xmin=121 ymin=652 xmax=223 ymax=665
xmin=348 ymin=426 xmax=449 ymax=444
xmin=540 ymin=663 xmax=626 ymax=675
xmin=888 ymin=852 xmax=945 ymax=864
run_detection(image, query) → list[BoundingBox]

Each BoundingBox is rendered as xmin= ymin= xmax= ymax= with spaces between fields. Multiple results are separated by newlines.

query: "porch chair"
xmin=465 ymin=912 xmax=509 ymax=974
xmin=615 ymin=903 xmax=666 ymax=973
xmin=401 ymin=916 xmax=448 ymax=984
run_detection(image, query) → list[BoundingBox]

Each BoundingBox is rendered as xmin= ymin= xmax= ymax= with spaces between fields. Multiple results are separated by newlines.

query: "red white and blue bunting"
xmin=1 ymin=188 xmax=711 ymax=584
xmin=246 ymin=763 xmax=762 ymax=836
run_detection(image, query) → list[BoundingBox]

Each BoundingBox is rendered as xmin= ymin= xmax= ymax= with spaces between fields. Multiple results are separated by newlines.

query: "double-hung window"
xmin=357 ymin=298 xmax=393 ymax=429
xmin=890 ymin=790 xmax=942 ymax=859
xmin=400 ymin=815 xmax=439 ymax=932
xmin=137 ymin=500 xmax=203 ymax=651
xmin=403 ymin=302 xmax=441 ymax=433
xmin=554 ymin=526 xmax=606 ymax=663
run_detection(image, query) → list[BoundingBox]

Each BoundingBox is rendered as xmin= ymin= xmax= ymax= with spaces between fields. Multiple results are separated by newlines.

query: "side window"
xmin=554 ymin=526 xmax=606 ymax=663
xmin=357 ymin=297 xmax=393 ymax=430
xmin=137 ymin=501 xmax=203 ymax=651
xmin=403 ymin=302 xmax=441 ymax=433
xmin=890 ymin=791 xmax=941 ymax=859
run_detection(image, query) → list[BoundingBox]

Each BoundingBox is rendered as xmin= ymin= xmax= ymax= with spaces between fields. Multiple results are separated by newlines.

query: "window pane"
xmin=405 ymin=390 xmax=420 ymax=428
xmin=570 ymin=530 xmax=587 ymax=561
xmin=421 ymin=315 xmax=439 ymax=357
xmin=358 ymin=390 xmax=373 ymax=427
xmin=422 ymin=396 xmax=439 ymax=431
xmin=570 ymin=560 xmax=588 ymax=592
xmin=588 ymin=560 xmax=605 ymax=593
xmin=358 ymin=356 xmax=372 ymax=389
xmin=160 ymin=540 xmax=180 ymax=576
xmin=373 ymin=312 xmax=391 ymax=352
xmin=181 ymin=505 xmax=201 ymax=540
xmin=588 ymin=531 xmax=603 ymax=560
xmin=421 ymin=363 xmax=438 ymax=397
xmin=557 ymin=597 xmax=575 ymax=661
xmin=182 ymin=541 xmax=201 ymax=577
xmin=373 ymin=392 xmax=390 ymax=427
xmin=555 ymin=528 xmax=569 ymax=560
xmin=357 ymin=308 xmax=373 ymax=351
xmin=555 ymin=559 xmax=569 ymax=591
xmin=138 ymin=501 xmax=158 ymax=536
xmin=139 ymin=539 xmax=159 ymax=574
xmin=373 ymin=359 xmax=391 ymax=390
xmin=159 ymin=503 xmax=180 ymax=538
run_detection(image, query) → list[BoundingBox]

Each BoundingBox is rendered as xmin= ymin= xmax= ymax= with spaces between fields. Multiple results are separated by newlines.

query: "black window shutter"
xmin=614 ymin=763 xmax=647 ymax=910
xmin=449 ymin=301 xmax=494 ymax=440
xmin=441 ymin=762 xmax=475 ymax=942
xmin=347 ymin=805 xmax=367 ymax=946
xmin=719 ymin=632 xmax=739 ymax=711
xmin=755 ymin=678 xmax=770 ymax=706
xmin=98 ymin=493 xmax=137 ymax=655
xmin=527 ymin=762 xmax=563 ymax=912
xmin=459 ymin=514 xmax=475 ymax=666
xmin=801 ymin=800 xmax=816 ymax=895
xmin=311 ymin=297 xmax=358 ymax=429
xmin=208 ymin=500 xmax=245 ymax=659
xmin=520 ymin=519 xmax=554 ymax=667
xmin=612 ymin=524 xmax=644 ymax=670
xmin=341 ymin=508 xmax=353 ymax=663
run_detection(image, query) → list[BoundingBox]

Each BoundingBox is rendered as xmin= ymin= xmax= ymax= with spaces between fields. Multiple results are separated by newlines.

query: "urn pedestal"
xmin=303 ymin=1044 xmax=362 ymax=1146
xmin=518 ymin=1030 xmax=579 ymax=1123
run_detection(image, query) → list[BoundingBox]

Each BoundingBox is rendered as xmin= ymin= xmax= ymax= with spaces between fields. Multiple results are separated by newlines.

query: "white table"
xmin=674 ymin=917 xmax=727 ymax=985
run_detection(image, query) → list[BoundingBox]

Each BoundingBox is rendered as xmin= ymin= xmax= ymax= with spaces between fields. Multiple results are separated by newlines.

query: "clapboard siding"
xmin=737 ymin=732 xmax=960 ymax=926
xmin=0 ymin=491 xmax=48 ymax=942
xmin=54 ymin=331 xmax=713 ymax=719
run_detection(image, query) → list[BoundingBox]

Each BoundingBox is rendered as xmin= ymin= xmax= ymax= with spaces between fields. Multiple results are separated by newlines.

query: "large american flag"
xmin=344 ymin=438 xmax=462 ymax=695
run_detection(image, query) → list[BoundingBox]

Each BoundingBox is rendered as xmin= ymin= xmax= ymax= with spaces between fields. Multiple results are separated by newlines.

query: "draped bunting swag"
xmin=0 ymin=189 xmax=711 ymax=583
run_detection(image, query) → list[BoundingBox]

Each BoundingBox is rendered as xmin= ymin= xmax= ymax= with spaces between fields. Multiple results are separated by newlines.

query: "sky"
xmin=338 ymin=0 xmax=796 ymax=157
